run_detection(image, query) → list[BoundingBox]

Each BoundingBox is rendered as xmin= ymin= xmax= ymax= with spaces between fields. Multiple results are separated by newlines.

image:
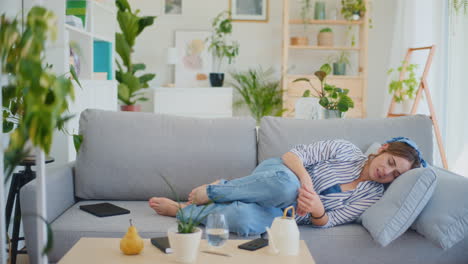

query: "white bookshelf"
xmin=25 ymin=0 xmax=119 ymax=166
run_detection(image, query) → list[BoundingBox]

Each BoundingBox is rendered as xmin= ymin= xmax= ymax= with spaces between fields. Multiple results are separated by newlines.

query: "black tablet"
xmin=79 ymin=202 xmax=130 ymax=217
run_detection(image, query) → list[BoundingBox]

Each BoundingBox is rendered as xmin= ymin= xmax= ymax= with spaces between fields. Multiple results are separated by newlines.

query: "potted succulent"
xmin=207 ymin=11 xmax=239 ymax=87
xmin=294 ymin=64 xmax=354 ymax=118
xmin=331 ymin=51 xmax=351 ymax=75
xmin=387 ymin=61 xmax=419 ymax=113
xmin=115 ymin=0 xmax=156 ymax=111
xmin=229 ymin=67 xmax=285 ymax=125
xmin=317 ymin=27 xmax=334 ymax=46
xmin=341 ymin=0 xmax=366 ymax=21
xmin=291 ymin=0 xmax=312 ymax=46
xmin=161 ymin=176 xmax=211 ymax=263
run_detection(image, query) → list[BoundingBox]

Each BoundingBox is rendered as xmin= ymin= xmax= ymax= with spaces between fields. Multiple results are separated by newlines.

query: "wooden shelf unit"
xmin=289 ymin=45 xmax=361 ymax=51
xmin=282 ymin=0 xmax=369 ymax=118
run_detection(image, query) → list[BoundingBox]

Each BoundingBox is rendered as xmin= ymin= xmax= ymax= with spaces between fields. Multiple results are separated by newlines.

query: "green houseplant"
xmin=229 ymin=67 xmax=285 ymax=124
xmin=115 ymin=0 xmax=156 ymax=111
xmin=1 ymin=6 xmax=78 ymax=256
xmin=294 ymin=64 xmax=354 ymax=118
xmin=207 ymin=11 xmax=239 ymax=87
xmin=317 ymin=27 xmax=334 ymax=46
xmin=387 ymin=61 xmax=419 ymax=113
xmin=331 ymin=51 xmax=351 ymax=75
xmin=341 ymin=0 xmax=366 ymax=20
xmin=161 ymin=176 xmax=211 ymax=263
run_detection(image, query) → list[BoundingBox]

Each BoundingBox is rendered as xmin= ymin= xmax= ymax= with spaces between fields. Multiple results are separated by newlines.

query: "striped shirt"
xmin=290 ymin=139 xmax=384 ymax=228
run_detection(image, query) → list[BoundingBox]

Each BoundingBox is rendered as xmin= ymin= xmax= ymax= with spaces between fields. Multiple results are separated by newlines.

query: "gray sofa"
xmin=21 ymin=109 xmax=468 ymax=263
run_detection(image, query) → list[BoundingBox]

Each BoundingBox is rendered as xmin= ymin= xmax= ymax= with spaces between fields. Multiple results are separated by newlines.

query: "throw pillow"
xmin=411 ymin=167 xmax=468 ymax=249
xmin=361 ymin=167 xmax=438 ymax=247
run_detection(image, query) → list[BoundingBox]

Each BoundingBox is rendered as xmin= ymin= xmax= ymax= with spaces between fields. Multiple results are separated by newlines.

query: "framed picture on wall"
xmin=175 ymin=31 xmax=212 ymax=87
xmin=163 ymin=0 xmax=182 ymax=15
xmin=229 ymin=0 xmax=269 ymax=22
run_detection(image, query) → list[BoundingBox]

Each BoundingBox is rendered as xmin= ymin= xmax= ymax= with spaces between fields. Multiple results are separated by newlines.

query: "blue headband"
xmin=385 ymin=137 xmax=427 ymax=168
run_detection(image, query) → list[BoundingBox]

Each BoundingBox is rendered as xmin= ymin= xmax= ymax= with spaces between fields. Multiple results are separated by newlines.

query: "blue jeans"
xmin=177 ymin=158 xmax=300 ymax=236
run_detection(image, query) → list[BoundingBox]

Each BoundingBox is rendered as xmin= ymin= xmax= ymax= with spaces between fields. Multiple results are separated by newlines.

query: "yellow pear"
xmin=120 ymin=219 xmax=144 ymax=255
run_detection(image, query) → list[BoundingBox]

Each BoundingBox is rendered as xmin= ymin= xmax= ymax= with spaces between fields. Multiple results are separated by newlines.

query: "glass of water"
xmin=206 ymin=213 xmax=229 ymax=248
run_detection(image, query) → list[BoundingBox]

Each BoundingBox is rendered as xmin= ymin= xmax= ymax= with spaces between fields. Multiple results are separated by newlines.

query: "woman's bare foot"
xmin=148 ymin=197 xmax=187 ymax=216
xmin=188 ymin=179 xmax=221 ymax=205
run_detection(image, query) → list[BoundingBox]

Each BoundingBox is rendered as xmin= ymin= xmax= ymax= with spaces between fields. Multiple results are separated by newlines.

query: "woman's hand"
xmin=297 ymin=186 xmax=325 ymax=218
xmin=296 ymin=178 xmax=314 ymax=216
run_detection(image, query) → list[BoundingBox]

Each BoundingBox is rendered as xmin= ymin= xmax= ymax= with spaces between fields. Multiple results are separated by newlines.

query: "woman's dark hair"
xmin=369 ymin=142 xmax=421 ymax=169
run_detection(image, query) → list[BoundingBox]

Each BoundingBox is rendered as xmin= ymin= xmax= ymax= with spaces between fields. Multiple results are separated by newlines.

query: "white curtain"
xmin=385 ymin=0 xmax=447 ymax=167
xmin=445 ymin=9 xmax=468 ymax=176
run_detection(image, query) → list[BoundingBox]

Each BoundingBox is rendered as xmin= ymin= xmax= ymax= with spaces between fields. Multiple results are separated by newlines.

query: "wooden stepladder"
xmin=387 ymin=45 xmax=448 ymax=169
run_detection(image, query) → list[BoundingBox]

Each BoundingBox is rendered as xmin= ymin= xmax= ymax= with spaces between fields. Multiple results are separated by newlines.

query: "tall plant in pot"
xmin=294 ymin=64 xmax=354 ymax=118
xmin=387 ymin=61 xmax=419 ymax=113
xmin=291 ymin=0 xmax=312 ymax=46
xmin=207 ymin=11 xmax=239 ymax=87
xmin=229 ymin=67 xmax=285 ymax=124
xmin=115 ymin=0 xmax=156 ymax=111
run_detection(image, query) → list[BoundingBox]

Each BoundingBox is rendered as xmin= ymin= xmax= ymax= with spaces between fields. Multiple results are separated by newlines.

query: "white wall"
xmin=132 ymin=0 xmax=398 ymax=118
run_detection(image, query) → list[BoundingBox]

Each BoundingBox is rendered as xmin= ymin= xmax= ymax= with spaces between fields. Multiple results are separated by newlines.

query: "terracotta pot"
xmin=317 ymin=32 xmax=334 ymax=46
xmin=120 ymin=105 xmax=141 ymax=112
xmin=290 ymin=37 xmax=309 ymax=46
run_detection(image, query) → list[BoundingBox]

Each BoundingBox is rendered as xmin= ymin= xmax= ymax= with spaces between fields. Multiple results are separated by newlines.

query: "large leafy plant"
xmin=294 ymin=64 xmax=354 ymax=113
xmin=1 ymin=6 xmax=78 ymax=255
xmin=207 ymin=11 xmax=239 ymax=72
xmin=1 ymin=7 xmax=76 ymax=179
xmin=387 ymin=61 xmax=419 ymax=103
xmin=230 ymin=67 xmax=285 ymax=124
xmin=115 ymin=0 xmax=156 ymax=106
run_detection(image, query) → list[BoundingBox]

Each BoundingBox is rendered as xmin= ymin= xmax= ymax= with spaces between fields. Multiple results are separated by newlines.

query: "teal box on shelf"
xmin=93 ymin=41 xmax=112 ymax=80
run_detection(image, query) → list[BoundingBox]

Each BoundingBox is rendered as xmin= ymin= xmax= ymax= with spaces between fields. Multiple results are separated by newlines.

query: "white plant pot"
xmin=393 ymin=100 xmax=413 ymax=114
xmin=295 ymin=97 xmax=323 ymax=120
xmin=168 ymin=227 xmax=202 ymax=263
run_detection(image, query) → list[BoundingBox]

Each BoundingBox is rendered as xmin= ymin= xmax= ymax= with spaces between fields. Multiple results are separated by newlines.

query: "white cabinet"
xmin=142 ymin=88 xmax=233 ymax=118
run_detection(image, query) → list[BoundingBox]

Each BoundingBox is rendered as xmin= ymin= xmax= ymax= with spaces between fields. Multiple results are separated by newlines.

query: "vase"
xmin=314 ymin=2 xmax=326 ymax=20
xmin=120 ymin=105 xmax=141 ymax=112
xmin=168 ymin=227 xmax=202 ymax=263
xmin=295 ymin=97 xmax=323 ymax=120
xmin=290 ymin=36 xmax=309 ymax=46
xmin=333 ymin=63 xmax=346 ymax=75
xmin=352 ymin=11 xmax=361 ymax=21
xmin=317 ymin=32 xmax=334 ymax=46
xmin=323 ymin=109 xmax=343 ymax=119
xmin=393 ymin=99 xmax=413 ymax=114
xmin=209 ymin=73 xmax=224 ymax=87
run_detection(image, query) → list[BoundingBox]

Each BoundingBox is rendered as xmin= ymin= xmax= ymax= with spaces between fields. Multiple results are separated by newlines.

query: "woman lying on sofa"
xmin=148 ymin=137 xmax=426 ymax=236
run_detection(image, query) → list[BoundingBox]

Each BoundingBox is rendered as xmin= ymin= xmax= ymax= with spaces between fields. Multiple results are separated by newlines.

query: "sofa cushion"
xmin=299 ymin=224 xmax=468 ymax=264
xmin=361 ymin=167 xmax=437 ymax=246
xmin=411 ymin=167 xmax=468 ymax=249
xmin=75 ymin=109 xmax=257 ymax=200
xmin=48 ymin=201 xmax=258 ymax=262
xmin=258 ymin=115 xmax=433 ymax=164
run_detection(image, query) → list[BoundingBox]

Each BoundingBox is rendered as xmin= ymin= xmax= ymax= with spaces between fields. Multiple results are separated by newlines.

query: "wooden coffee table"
xmin=58 ymin=238 xmax=316 ymax=264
